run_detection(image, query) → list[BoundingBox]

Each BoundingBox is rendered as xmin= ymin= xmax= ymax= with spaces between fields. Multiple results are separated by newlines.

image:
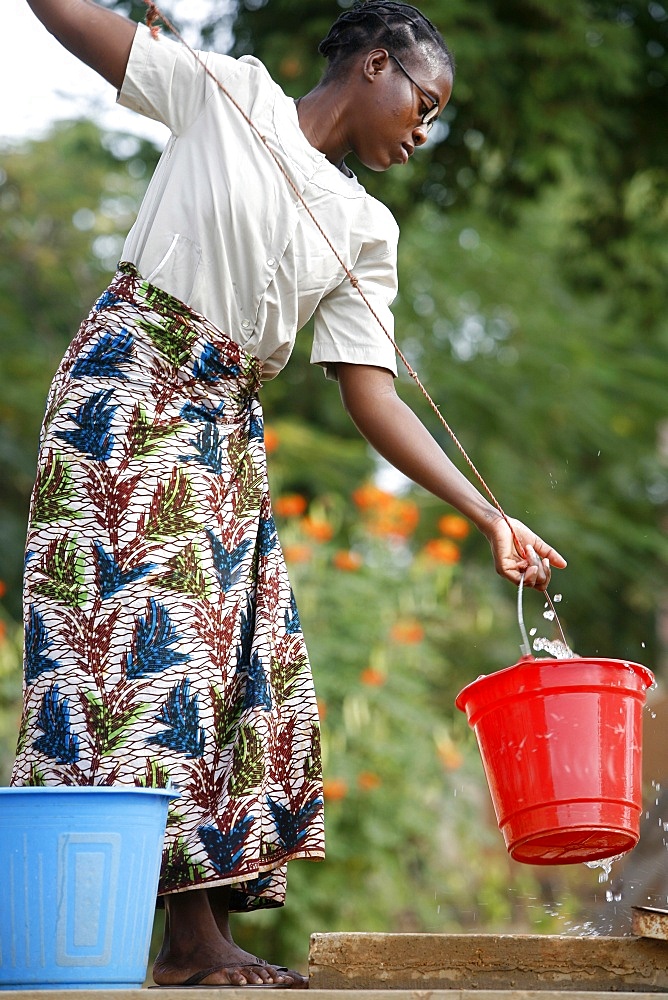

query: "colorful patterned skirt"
xmin=11 ymin=262 xmax=324 ymax=910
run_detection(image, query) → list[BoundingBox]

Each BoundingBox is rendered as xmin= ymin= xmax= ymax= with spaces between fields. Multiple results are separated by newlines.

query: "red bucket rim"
xmin=455 ymin=655 xmax=654 ymax=714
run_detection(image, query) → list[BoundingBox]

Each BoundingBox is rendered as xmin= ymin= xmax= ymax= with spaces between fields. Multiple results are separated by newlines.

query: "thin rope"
xmin=143 ymin=2 xmax=526 ymax=559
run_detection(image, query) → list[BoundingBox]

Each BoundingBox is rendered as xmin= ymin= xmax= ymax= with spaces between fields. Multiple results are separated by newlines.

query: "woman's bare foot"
xmin=152 ymin=886 xmax=307 ymax=988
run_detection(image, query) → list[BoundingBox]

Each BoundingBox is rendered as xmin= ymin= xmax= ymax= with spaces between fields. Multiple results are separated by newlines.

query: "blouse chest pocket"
xmin=146 ymin=232 xmax=202 ymax=303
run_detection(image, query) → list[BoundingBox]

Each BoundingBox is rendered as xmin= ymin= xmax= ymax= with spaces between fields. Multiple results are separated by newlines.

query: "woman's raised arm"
xmin=27 ymin=0 xmax=137 ymax=90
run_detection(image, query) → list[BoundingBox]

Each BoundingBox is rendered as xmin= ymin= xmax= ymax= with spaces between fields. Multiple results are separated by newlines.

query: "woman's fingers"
xmin=529 ymin=534 xmax=568 ymax=570
xmin=521 ymin=545 xmax=551 ymax=590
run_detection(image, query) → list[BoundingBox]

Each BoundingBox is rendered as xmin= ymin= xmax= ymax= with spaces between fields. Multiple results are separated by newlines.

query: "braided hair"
xmin=318 ymin=1 xmax=454 ymax=81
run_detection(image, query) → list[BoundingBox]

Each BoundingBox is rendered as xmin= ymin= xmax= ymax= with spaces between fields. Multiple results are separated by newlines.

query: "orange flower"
xmin=302 ymin=517 xmax=334 ymax=543
xmin=283 ymin=544 xmax=312 ymax=564
xmin=366 ymin=498 xmax=419 ymax=539
xmin=390 ymin=620 xmax=424 ymax=645
xmin=0 ymin=620 xmax=6 ymax=642
xmin=423 ymin=538 xmax=461 ymax=564
xmin=357 ymin=771 xmax=382 ymax=791
xmin=0 ymin=579 xmax=6 ymax=599
xmin=352 ymin=483 xmax=393 ymax=511
xmin=264 ymin=426 xmax=280 ymax=453
xmin=360 ymin=667 xmax=386 ymax=687
xmin=333 ymin=550 xmax=363 ymax=572
xmin=274 ymin=494 xmax=307 ymax=517
xmin=316 ymin=698 xmax=327 ymax=721
xmin=436 ymin=736 xmax=464 ymax=771
xmin=323 ymin=778 xmax=348 ymax=802
xmin=438 ymin=514 xmax=470 ymax=540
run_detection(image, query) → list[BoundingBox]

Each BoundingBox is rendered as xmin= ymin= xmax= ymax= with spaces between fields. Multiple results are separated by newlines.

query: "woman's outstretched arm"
xmin=336 ymin=362 xmax=567 ymax=590
xmin=26 ymin=0 xmax=136 ymax=90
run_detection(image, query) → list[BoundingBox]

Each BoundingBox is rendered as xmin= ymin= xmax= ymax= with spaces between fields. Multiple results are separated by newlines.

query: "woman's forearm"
xmin=26 ymin=0 xmax=136 ymax=89
xmin=337 ymin=363 xmax=501 ymax=536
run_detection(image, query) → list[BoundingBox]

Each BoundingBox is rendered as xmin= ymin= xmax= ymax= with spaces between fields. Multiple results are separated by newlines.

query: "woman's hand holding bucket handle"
xmin=483 ymin=515 xmax=567 ymax=591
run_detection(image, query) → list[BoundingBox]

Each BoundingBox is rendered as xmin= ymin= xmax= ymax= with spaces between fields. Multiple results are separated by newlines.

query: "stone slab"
xmin=309 ymin=933 xmax=668 ymax=992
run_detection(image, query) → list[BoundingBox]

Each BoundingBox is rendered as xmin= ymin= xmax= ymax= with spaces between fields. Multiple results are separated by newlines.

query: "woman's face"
xmin=350 ymin=47 xmax=453 ymax=172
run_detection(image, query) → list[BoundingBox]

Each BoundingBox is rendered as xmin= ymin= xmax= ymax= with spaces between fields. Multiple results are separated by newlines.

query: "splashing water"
xmin=584 ymin=852 xmax=627 ymax=882
xmin=533 ymin=636 xmax=576 ymax=659
xmin=518 ymin=577 xmax=574 ymax=658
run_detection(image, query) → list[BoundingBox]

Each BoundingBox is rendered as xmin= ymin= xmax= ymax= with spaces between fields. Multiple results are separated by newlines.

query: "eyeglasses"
xmin=389 ymin=53 xmax=440 ymax=132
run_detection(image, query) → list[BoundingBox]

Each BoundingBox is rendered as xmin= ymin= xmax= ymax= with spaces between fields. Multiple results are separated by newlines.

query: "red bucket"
xmin=455 ymin=656 xmax=654 ymax=865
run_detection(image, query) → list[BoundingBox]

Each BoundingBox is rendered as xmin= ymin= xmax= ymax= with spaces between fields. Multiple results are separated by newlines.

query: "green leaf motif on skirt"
xmin=232 ymin=453 xmax=264 ymax=519
xmin=162 ymin=836 xmax=208 ymax=888
xmin=159 ymin=542 xmax=210 ymax=599
xmin=230 ymin=724 xmax=265 ymax=796
xmin=34 ymin=535 xmax=87 ymax=608
xmin=82 ymin=690 xmax=151 ymax=756
xmin=126 ymin=403 xmax=184 ymax=459
xmin=31 ymin=451 xmax=81 ymax=525
xmin=146 ymin=468 xmax=201 ymax=540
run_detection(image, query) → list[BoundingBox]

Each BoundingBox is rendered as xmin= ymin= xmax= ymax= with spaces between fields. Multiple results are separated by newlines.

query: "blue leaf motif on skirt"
xmin=33 ymin=683 xmax=80 ymax=764
xmin=180 ymin=423 xmax=227 ymax=475
xmin=125 ymin=598 xmax=191 ymax=678
xmin=193 ymin=343 xmax=241 ymax=383
xmin=249 ymin=411 xmax=264 ymax=441
xmin=55 ymin=388 xmax=118 ymax=461
xmin=284 ymin=590 xmax=301 ymax=635
xmin=258 ymin=514 xmax=277 ymax=557
xmin=236 ymin=594 xmax=256 ymax=669
xmin=24 ymin=605 xmax=60 ymax=683
xmin=70 ymin=328 xmax=134 ymax=380
xmin=94 ymin=289 xmax=120 ymax=312
xmin=198 ymin=815 xmax=254 ymax=874
xmin=267 ymin=794 xmax=323 ymax=850
xmin=94 ymin=542 xmax=155 ymax=599
xmin=207 ymin=530 xmax=252 ymax=592
xmin=147 ymin=678 xmax=205 ymax=758
xmin=242 ymin=651 xmax=272 ymax=711
xmin=180 ymin=401 xmax=226 ymax=424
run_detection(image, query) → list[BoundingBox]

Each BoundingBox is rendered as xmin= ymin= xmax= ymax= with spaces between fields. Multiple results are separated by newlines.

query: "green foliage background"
xmin=1 ymin=0 xmax=668 ymax=972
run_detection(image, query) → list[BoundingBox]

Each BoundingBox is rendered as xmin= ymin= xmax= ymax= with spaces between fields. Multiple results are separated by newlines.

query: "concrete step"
xmin=308 ymin=933 xmax=668 ymax=992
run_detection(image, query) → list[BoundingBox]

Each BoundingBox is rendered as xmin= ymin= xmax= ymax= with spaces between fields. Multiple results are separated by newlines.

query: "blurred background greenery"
xmin=1 ymin=0 xmax=668 ymax=973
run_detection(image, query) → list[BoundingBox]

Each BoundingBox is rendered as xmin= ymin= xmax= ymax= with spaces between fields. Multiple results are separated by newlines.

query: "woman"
xmin=15 ymin=0 xmax=566 ymax=987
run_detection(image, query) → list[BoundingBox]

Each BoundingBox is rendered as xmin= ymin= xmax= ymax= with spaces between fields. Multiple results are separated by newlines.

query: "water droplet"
xmin=585 ymin=853 xmax=627 ymax=881
xmin=543 ymin=609 xmax=556 ymax=621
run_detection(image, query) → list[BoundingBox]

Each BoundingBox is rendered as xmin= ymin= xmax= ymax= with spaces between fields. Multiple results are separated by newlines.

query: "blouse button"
xmin=241 ymin=319 xmax=251 ymax=329
xmin=267 ymin=257 xmax=276 ymax=267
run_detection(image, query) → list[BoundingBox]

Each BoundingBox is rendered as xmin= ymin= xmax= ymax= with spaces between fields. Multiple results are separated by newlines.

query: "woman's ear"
xmin=363 ymin=48 xmax=391 ymax=82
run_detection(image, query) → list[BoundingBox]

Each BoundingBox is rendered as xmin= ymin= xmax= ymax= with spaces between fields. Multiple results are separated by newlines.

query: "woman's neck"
xmin=295 ymin=87 xmax=352 ymax=174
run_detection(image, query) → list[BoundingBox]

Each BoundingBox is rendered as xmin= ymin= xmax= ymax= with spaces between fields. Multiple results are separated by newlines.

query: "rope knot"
xmin=349 ymin=275 xmax=360 ymax=289
xmin=144 ymin=1 xmax=162 ymax=38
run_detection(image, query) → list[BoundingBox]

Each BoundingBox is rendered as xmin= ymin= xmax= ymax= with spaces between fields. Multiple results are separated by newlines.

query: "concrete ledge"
xmin=309 ymin=933 xmax=668 ymax=992
xmin=3 ymin=993 xmax=668 ymax=1000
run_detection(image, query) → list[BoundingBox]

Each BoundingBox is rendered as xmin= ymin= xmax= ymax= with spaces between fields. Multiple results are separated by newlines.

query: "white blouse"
xmin=118 ymin=24 xmax=399 ymax=380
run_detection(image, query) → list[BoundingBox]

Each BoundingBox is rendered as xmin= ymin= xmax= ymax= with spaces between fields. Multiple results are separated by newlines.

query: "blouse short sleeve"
xmin=310 ymin=205 xmax=400 ymax=381
xmin=118 ymin=23 xmax=236 ymax=135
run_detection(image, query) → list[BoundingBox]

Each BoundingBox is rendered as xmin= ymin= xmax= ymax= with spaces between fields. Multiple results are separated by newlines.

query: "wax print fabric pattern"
xmin=11 ymin=263 xmax=324 ymax=909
